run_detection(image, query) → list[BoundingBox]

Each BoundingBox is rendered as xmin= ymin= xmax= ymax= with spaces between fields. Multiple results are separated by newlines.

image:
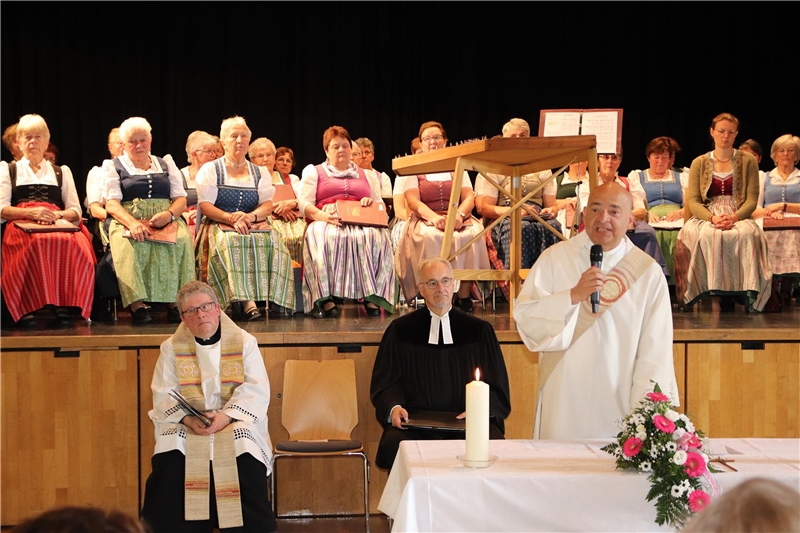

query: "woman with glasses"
xmin=249 ymin=139 xmax=306 ymax=265
xmin=751 ymin=134 xmax=800 ymax=305
xmin=1 ymin=113 xmax=96 ymax=328
xmin=626 ymin=137 xmax=688 ymax=286
xmin=298 ymin=125 xmax=396 ymax=318
xmin=101 ymin=116 xmax=195 ymax=324
xmin=180 ymin=131 xmax=218 ymax=236
xmin=194 ymin=117 xmax=295 ymax=321
xmin=395 ymin=121 xmax=490 ymax=312
xmin=675 ymin=112 xmax=772 ymax=312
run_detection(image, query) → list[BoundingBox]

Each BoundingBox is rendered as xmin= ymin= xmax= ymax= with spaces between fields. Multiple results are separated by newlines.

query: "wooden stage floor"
xmin=2 ymin=295 xmax=800 ymax=348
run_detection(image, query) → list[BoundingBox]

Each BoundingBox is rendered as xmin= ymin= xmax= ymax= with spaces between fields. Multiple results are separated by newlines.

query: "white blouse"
xmin=0 ymin=158 xmax=82 ymax=221
xmin=100 ymin=154 xmax=187 ymax=202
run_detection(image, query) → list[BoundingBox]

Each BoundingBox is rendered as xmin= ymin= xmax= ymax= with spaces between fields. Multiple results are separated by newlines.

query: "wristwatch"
xmin=169 ymin=212 xmax=176 ymax=222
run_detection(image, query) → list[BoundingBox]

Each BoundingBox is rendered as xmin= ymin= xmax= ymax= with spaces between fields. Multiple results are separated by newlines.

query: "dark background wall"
xmin=2 ymin=2 xmax=794 ymax=203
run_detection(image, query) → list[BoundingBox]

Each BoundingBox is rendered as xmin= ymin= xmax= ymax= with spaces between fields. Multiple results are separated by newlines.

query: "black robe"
xmin=370 ymin=307 xmax=512 ymax=469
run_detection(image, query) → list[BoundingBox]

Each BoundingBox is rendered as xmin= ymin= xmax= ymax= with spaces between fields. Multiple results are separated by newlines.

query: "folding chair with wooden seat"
xmin=270 ymin=359 xmax=370 ymax=531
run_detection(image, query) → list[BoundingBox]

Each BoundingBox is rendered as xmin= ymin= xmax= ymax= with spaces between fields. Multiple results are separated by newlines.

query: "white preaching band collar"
xmin=428 ymin=307 xmax=454 ymax=345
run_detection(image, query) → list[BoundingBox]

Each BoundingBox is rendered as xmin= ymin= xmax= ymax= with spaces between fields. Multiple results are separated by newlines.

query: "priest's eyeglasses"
xmin=423 ymin=277 xmax=453 ymax=289
xmin=181 ymin=302 xmax=215 ymax=317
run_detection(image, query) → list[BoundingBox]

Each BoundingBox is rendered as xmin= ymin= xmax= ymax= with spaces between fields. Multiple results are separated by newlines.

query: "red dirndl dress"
xmin=2 ymin=200 xmax=97 ymax=321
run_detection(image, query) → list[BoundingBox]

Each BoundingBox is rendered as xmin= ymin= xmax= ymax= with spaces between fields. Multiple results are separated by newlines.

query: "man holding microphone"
xmin=514 ymin=181 xmax=678 ymax=440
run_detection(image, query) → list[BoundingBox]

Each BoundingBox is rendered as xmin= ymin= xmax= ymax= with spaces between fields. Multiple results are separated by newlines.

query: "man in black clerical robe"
xmin=370 ymin=257 xmax=511 ymax=470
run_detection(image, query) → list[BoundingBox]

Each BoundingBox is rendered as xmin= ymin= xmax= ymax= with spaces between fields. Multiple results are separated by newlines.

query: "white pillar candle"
xmin=465 ymin=368 xmax=489 ymax=462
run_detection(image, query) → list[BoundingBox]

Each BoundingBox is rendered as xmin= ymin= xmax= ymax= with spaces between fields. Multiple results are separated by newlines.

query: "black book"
xmin=169 ymin=389 xmax=212 ymax=427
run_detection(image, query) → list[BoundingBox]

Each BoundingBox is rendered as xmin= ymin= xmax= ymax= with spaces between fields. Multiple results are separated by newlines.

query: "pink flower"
xmin=686 ymin=433 xmax=701 ymax=449
xmin=647 ymin=391 xmax=670 ymax=402
xmin=623 ymin=437 xmax=644 ymax=457
xmin=688 ymin=490 xmax=711 ymax=512
xmin=653 ymin=414 xmax=676 ymax=434
xmin=683 ymin=452 xmax=706 ymax=478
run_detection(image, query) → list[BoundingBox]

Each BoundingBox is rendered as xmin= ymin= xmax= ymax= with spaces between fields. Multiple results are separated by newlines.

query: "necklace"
xmin=225 ymin=158 xmax=247 ymax=169
xmin=649 ymin=170 xmax=668 ymax=180
xmin=714 ymin=151 xmax=733 ymax=164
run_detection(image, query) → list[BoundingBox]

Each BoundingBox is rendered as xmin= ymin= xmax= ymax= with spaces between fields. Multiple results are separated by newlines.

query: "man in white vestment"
xmin=141 ymin=281 xmax=277 ymax=533
xmin=514 ymin=182 xmax=678 ymax=440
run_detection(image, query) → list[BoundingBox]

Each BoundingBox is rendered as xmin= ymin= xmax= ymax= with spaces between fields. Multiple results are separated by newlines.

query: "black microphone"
xmin=590 ymin=244 xmax=603 ymax=313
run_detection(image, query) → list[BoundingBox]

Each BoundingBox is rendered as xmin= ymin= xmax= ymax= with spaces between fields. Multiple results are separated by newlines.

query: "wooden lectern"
xmin=392 ymin=135 xmax=598 ymax=315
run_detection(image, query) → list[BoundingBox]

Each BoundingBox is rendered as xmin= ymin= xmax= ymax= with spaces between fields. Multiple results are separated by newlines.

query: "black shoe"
xmin=719 ymin=296 xmax=735 ymax=312
xmin=364 ymin=302 xmax=381 ymax=317
xmin=16 ymin=314 xmax=37 ymax=328
xmin=55 ymin=307 xmax=72 ymax=327
xmin=268 ymin=303 xmax=293 ymax=317
xmin=132 ymin=307 xmax=152 ymax=324
xmin=167 ymin=306 xmax=181 ymax=323
xmin=459 ymin=297 xmax=474 ymax=313
xmin=244 ymin=307 xmax=262 ymax=321
xmin=323 ymin=301 xmax=339 ymax=318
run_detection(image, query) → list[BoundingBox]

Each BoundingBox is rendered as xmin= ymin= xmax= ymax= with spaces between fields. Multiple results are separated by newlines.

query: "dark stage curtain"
xmin=1 ymin=2 xmax=793 ymax=204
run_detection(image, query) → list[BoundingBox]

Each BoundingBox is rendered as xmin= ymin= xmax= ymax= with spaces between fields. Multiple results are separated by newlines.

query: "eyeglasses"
xmin=714 ymin=129 xmax=738 ymax=136
xmin=421 ymin=135 xmax=444 ymax=144
xmin=423 ymin=277 xmax=453 ymax=290
xmin=181 ymin=301 xmax=215 ymax=317
xmin=599 ymin=154 xmax=621 ymax=160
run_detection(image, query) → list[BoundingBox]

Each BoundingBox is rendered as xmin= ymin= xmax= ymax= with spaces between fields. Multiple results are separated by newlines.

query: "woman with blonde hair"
xmin=249 ymin=138 xmax=306 ymax=265
xmin=752 ymin=133 xmax=800 ymax=304
xmin=675 ymin=112 xmax=772 ymax=312
xmin=179 ymin=130 xmax=218 ymax=236
xmin=102 ymin=116 xmax=195 ymax=324
xmin=0 ymin=113 xmax=96 ymax=327
xmin=194 ymin=117 xmax=295 ymax=320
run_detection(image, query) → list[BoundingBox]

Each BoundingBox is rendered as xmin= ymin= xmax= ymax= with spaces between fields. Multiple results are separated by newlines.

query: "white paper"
xmin=542 ymin=112 xmax=582 ymax=137
xmin=581 ymin=111 xmax=619 ymax=154
xmin=649 ymin=219 xmax=683 ymax=229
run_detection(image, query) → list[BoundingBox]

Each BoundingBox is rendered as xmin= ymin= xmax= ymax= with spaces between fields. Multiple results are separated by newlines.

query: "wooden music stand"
xmin=392 ymin=135 xmax=598 ymax=315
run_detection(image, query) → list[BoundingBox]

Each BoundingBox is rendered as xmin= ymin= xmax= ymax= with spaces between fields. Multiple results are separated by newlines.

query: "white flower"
xmin=636 ymin=424 xmax=646 ymax=434
xmin=671 ymin=485 xmax=683 ymax=498
xmin=672 ymin=450 xmax=688 ymax=465
xmin=636 ymin=431 xmax=648 ymax=441
xmin=639 ymin=461 xmax=652 ymax=472
xmin=672 ymin=427 xmax=686 ymax=441
xmin=666 ymin=442 xmax=677 ymax=452
xmin=681 ymin=479 xmax=691 ymax=490
xmin=665 ymin=409 xmax=680 ymax=422
xmin=632 ymin=414 xmax=645 ymax=425
xmin=679 ymin=414 xmax=695 ymax=433
xmin=650 ymin=445 xmax=660 ymax=458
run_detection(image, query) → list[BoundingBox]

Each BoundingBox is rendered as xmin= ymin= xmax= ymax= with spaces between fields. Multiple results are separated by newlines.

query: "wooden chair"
xmin=270 ymin=359 xmax=370 ymax=531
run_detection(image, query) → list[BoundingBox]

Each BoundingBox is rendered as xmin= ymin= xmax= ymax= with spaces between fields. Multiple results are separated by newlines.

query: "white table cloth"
xmin=377 ymin=439 xmax=800 ymax=532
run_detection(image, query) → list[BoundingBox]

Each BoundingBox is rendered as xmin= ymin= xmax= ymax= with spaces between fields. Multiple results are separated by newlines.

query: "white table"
xmin=378 ymin=439 xmax=800 ymax=533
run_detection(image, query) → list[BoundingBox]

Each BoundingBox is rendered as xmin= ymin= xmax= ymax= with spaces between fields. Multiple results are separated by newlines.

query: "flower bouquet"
xmin=600 ymin=382 xmax=719 ymax=528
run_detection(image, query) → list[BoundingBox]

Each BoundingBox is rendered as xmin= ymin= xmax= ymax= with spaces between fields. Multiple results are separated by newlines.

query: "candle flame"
xmin=475 ymin=368 xmax=481 ymax=381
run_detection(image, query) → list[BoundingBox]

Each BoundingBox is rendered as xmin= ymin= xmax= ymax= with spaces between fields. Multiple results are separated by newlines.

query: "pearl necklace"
xmin=225 ymin=158 xmax=247 ymax=169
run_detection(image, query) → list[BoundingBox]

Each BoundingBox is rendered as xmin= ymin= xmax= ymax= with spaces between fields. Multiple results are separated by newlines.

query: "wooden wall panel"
xmin=1 ymin=349 xmax=139 ymax=526
xmin=686 ymin=343 xmax=800 ymax=438
xmin=674 ymin=343 xmax=687 ymax=411
xmin=139 ymin=348 xmax=160 ymax=506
